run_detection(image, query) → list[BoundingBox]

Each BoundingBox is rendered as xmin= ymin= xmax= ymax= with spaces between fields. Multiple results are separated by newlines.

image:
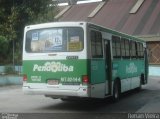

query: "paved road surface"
xmin=0 ymin=76 xmax=160 ymax=119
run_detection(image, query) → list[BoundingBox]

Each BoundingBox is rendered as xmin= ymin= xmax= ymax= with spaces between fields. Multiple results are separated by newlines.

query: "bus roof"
xmin=87 ymin=22 xmax=146 ymax=43
xmin=25 ymin=21 xmax=145 ymax=43
xmin=25 ymin=21 xmax=87 ymax=30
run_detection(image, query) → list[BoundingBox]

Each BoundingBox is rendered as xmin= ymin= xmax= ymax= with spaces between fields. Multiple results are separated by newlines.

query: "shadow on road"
xmin=41 ymin=89 xmax=155 ymax=113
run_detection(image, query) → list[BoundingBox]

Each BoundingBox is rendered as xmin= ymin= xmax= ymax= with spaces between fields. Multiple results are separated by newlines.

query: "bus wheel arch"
xmin=113 ymin=78 xmax=121 ymax=102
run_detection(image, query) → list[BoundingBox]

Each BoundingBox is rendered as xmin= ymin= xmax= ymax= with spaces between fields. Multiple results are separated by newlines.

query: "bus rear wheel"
xmin=113 ymin=80 xmax=121 ymax=102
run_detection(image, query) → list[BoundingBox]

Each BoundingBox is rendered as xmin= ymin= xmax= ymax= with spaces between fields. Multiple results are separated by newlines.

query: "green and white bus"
xmin=23 ymin=22 xmax=148 ymax=101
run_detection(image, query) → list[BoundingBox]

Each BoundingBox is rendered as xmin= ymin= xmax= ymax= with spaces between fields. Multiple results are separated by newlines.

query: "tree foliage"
xmin=0 ymin=36 xmax=9 ymax=63
xmin=0 ymin=0 xmax=57 ymax=65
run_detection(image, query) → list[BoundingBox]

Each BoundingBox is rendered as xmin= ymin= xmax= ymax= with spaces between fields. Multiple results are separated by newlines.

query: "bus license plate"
xmin=48 ymin=80 xmax=59 ymax=85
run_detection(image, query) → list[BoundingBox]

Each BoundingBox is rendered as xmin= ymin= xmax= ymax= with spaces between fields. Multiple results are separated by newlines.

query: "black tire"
xmin=60 ymin=97 xmax=78 ymax=101
xmin=113 ymin=80 xmax=121 ymax=102
xmin=61 ymin=98 xmax=69 ymax=101
xmin=60 ymin=97 xmax=72 ymax=101
xmin=141 ymin=74 xmax=147 ymax=84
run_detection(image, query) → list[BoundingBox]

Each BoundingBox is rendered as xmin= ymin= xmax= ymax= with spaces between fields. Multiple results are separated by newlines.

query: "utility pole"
xmin=12 ymin=0 xmax=15 ymax=72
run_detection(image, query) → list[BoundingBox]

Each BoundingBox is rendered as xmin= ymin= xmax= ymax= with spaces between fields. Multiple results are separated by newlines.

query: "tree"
xmin=0 ymin=36 xmax=9 ymax=64
xmin=0 ymin=0 xmax=57 ymax=65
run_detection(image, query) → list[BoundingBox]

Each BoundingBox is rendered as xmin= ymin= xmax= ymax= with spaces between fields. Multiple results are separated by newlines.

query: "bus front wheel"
xmin=113 ymin=80 xmax=121 ymax=102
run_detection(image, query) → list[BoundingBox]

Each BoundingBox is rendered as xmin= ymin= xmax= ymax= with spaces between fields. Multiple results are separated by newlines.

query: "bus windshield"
xmin=25 ymin=27 xmax=84 ymax=53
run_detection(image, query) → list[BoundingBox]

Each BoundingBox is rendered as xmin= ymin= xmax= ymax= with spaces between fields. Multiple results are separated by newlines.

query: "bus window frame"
xmin=112 ymin=35 xmax=121 ymax=59
xmin=121 ymin=37 xmax=126 ymax=59
xmin=25 ymin=27 xmax=84 ymax=53
xmin=124 ymin=39 xmax=130 ymax=59
xmin=130 ymin=40 xmax=137 ymax=59
xmin=137 ymin=42 xmax=144 ymax=59
xmin=90 ymin=30 xmax=103 ymax=59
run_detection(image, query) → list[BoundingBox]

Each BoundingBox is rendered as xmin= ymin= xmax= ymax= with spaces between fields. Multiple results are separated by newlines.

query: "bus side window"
xmin=140 ymin=43 xmax=144 ymax=58
xmin=116 ymin=36 xmax=121 ymax=58
xmin=137 ymin=42 xmax=140 ymax=58
xmin=112 ymin=37 xmax=116 ymax=58
xmin=91 ymin=30 xmax=103 ymax=58
xmin=135 ymin=42 xmax=138 ymax=58
xmin=121 ymin=38 xmax=125 ymax=58
xmin=125 ymin=39 xmax=130 ymax=58
xmin=112 ymin=36 xmax=121 ymax=59
xmin=137 ymin=42 xmax=144 ymax=59
xmin=26 ymin=32 xmax=32 ymax=52
xmin=130 ymin=41 xmax=137 ymax=59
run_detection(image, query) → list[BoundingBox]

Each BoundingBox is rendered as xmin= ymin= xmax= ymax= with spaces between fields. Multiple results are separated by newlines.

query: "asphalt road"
xmin=0 ymin=76 xmax=160 ymax=119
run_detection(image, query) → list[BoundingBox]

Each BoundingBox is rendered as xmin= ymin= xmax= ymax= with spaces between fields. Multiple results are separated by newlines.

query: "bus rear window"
xmin=25 ymin=27 xmax=84 ymax=53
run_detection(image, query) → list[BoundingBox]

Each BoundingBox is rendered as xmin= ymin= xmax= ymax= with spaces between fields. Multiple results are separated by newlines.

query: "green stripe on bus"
xmin=23 ymin=59 xmax=87 ymax=83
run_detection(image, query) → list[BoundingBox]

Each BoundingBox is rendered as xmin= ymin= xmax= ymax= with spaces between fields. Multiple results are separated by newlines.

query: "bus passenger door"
xmin=90 ymin=30 xmax=106 ymax=98
xmin=104 ymin=40 xmax=112 ymax=95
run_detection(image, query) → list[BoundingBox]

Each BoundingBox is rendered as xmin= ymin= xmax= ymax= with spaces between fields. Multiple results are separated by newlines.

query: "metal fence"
xmin=0 ymin=66 xmax=22 ymax=75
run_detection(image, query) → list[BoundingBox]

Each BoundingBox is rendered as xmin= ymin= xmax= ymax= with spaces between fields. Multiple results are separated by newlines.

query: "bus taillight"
xmin=82 ymin=75 xmax=89 ymax=84
xmin=23 ymin=74 xmax=27 ymax=82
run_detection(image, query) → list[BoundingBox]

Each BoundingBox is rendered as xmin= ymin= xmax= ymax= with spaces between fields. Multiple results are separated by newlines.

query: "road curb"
xmin=0 ymin=75 xmax=23 ymax=85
